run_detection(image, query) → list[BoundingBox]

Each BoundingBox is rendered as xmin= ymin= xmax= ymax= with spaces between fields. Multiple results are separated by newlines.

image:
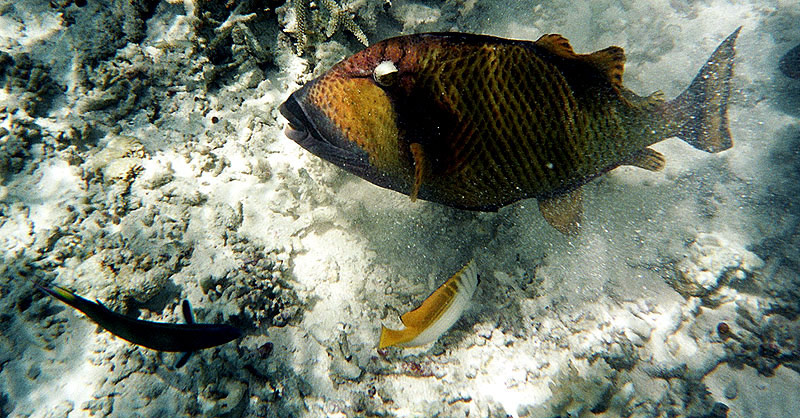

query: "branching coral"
xmin=286 ymin=0 xmax=370 ymax=55
xmin=76 ymin=44 xmax=153 ymax=121
xmin=321 ymin=0 xmax=369 ymax=46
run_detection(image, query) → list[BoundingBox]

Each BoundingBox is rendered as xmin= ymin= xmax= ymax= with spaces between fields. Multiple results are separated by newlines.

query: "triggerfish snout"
xmin=280 ymin=43 xmax=410 ymax=191
xmin=280 ymin=29 xmax=741 ymax=235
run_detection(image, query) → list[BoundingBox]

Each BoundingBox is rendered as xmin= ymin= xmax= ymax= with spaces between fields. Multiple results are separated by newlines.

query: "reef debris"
xmin=280 ymin=0 xmax=372 ymax=55
xmin=669 ymin=233 xmax=764 ymax=304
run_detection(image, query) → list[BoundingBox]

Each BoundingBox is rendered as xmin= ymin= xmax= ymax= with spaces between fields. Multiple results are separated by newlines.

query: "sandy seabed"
xmin=1 ymin=0 xmax=799 ymax=417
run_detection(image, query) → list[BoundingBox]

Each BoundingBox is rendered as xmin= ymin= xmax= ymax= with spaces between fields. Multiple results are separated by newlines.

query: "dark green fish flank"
xmin=780 ymin=43 xmax=800 ymax=79
xmin=36 ymin=283 xmax=242 ymax=362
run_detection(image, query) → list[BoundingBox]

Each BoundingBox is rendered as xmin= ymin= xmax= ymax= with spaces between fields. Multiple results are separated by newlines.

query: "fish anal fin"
xmin=623 ymin=148 xmax=665 ymax=172
xmin=538 ymin=188 xmax=583 ymax=236
xmin=582 ymin=46 xmax=626 ymax=88
xmin=175 ymin=351 xmax=192 ymax=369
xmin=644 ymin=90 xmax=666 ymax=107
xmin=535 ymin=34 xmax=578 ymax=59
xmin=182 ymin=300 xmax=194 ymax=324
xmin=409 ymin=143 xmax=426 ymax=202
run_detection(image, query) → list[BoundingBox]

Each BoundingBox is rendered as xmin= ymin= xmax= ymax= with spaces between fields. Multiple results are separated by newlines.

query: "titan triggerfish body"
xmin=280 ymin=28 xmax=741 ymax=234
xmin=780 ymin=42 xmax=800 ymax=79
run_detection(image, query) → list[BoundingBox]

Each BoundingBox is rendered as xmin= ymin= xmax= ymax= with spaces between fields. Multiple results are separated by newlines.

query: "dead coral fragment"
xmin=195 ymin=2 xmax=277 ymax=86
xmin=284 ymin=0 xmax=370 ymax=55
xmin=85 ymin=136 xmax=146 ymax=183
xmin=0 ymin=114 xmax=43 ymax=182
xmin=669 ymin=233 xmax=764 ymax=303
xmin=77 ymin=45 xmax=152 ymax=119
xmin=321 ymin=0 xmax=369 ymax=46
xmin=0 ymin=52 xmax=63 ymax=116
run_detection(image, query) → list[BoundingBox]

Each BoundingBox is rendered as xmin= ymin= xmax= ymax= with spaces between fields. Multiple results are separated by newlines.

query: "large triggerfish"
xmin=36 ymin=284 xmax=242 ymax=368
xmin=280 ymin=28 xmax=741 ymax=235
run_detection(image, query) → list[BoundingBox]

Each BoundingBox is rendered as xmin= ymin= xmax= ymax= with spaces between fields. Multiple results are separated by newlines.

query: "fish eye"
xmin=373 ymin=60 xmax=398 ymax=87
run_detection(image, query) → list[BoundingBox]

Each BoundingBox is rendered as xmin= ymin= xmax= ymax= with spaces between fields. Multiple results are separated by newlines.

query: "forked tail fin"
xmin=667 ymin=27 xmax=741 ymax=153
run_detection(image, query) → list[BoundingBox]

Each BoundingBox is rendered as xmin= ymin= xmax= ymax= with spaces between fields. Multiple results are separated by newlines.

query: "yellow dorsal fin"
xmin=538 ymin=188 xmax=583 ymax=236
xmin=582 ymin=46 xmax=626 ymax=88
xmin=409 ymin=143 xmax=426 ymax=202
xmin=623 ymin=147 xmax=665 ymax=172
xmin=534 ymin=34 xmax=578 ymax=59
xmin=400 ymin=269 xmax=461 ymax=327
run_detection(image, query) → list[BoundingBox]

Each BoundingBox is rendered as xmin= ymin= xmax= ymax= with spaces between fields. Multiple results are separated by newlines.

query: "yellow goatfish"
xmin=380 ymin=260 xmax=478 ymax=349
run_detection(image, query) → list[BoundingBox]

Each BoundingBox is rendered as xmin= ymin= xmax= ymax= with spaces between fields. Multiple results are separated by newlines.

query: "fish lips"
xmin=280 ymin=84 xmax=380 ymax=180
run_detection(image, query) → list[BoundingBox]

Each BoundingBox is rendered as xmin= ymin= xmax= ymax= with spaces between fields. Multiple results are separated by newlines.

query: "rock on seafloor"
xmin=1 ymin=0 xmax=800 ymax=417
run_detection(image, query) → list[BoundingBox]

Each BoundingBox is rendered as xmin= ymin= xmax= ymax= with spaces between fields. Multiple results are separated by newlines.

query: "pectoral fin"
xmin=174 ymin=300 xmax=196 ymax=368
xmin=538 ymin=189 xmax=583 ymax=236
xmin=174 ymin=351 xmax=192 ymax=369
xmin=409 ymin=143 xmax=427 ymax=202
xmin=182 ymin=300 xmax=195 ymax=324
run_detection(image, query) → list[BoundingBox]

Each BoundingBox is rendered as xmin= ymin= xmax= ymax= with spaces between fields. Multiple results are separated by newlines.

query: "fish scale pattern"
xmin=308 ymin=74 xmax=403 ymax=173
xmin=282 ymin=31 xmax=740 ymax=220
xmin=289 ymin=32 xmax=680 ymax=212
xmin=415 ymin=40 xmax=600 ymax=206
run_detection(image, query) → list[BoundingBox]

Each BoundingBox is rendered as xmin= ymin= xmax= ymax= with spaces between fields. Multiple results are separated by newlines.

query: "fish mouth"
xmin=279 ymin=84 xmax=413 ymax=197
xmin=283 ymin=117 xmax=309 ymax=143
xmin=279 ymin=93 xmax=313 ymax=144
xmin=279 ymin=90 xmax=373 ymax=174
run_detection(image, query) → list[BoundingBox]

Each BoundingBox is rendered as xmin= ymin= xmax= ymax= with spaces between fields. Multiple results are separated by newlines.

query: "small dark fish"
xmin=780 ymin=43 xmax=800 ymax=79
xmin=36 ymin=283 xmax=242 ymax=368
xmin=280 ymin=28 xmax=741 ymax=234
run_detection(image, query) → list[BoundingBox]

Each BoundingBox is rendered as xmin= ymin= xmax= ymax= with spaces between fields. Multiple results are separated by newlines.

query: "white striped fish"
xmin=379 ymin=260 xmax=478 ymax=349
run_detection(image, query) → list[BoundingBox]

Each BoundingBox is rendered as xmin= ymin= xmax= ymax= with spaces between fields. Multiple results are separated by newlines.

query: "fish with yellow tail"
xmin=280 ymin=28 xmax=741 ymax=235
xmin=380 ymin=260 xmax=478 ymax=349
